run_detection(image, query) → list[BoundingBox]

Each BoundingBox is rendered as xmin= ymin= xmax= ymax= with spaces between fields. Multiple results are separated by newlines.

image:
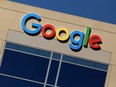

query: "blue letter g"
xmin=21 ymin=13 xmax=42 ymax=35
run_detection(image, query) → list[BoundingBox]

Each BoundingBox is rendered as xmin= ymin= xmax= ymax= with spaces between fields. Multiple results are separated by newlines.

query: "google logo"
xmin=21 ymin=13 xmax=102 ymax=51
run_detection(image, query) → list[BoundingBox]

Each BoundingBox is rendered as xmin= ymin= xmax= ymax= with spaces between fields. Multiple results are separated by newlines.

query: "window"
xmin=0 ymin=42 xmax=108 ymax=87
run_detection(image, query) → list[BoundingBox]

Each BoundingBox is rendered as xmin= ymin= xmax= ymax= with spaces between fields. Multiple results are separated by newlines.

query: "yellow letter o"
xmin=56 ymin=28 xmax=70 ymax=42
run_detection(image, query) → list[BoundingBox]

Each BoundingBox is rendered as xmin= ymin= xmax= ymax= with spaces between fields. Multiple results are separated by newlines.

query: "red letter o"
xmin=42 ymin=24 xmax=55 ymax=39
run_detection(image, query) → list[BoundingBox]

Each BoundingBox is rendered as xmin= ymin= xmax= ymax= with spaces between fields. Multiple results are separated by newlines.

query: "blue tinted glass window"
xmin=63 ymin=55 xmax=76 ymax=63
xmin=47 ymin=60 xmax=59 ymax=85
xmin=18 ymin=45 xmax=38 ymax=54
xmin=0 ymin=49 xmax=49 ymax=82
xmin=0 ymin=75 xmax=43 ymax=87
xmin=52 ymin=53 xmax=61 ymax=60
xmin=46 ymin=85 xmax=53 ymax=87
xmin=76 ymin=58 xmax=96 ymax=68
xmin=6 ymin=42 xmax=18 ymax=50
xmin=2 ymin=42 xmax=108 ymax=87
xmin=58 ymin=62 xmax=107 ymax=87
xmin=37 ymin=49 xmax=51 ymax=57
xmin=95 ymin=63 xmax=108 ymax=71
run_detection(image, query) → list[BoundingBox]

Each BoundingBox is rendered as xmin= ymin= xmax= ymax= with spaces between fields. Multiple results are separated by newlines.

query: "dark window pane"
xmin=0 ymin=75 xmax=43 ymax=87
xmin=6 ymin=42 xmax=18 ymax=50
xmin=46 ymin=85 xmax=53 ymax=87
xmin=58 ymin=62 xmax=107 ymax=87
xmin=18 ymin=45 xmax=38 ymax=54
xmin=37 ymin=49 xmax=51 ymax=57
xmin=76 ymin=58 xmax=95 ymax=68
xmin=0 ymin=49 xmax=49 ymax=82
xmin=63 ymin=55 xmax=76 ymax=63
xmin=47 ymin=60 xmax=59 ymax=85
xmin=52 ymin=53 xmax=61 ymax=60
xmin=95 ymin=63 xmax=108 ymax=71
